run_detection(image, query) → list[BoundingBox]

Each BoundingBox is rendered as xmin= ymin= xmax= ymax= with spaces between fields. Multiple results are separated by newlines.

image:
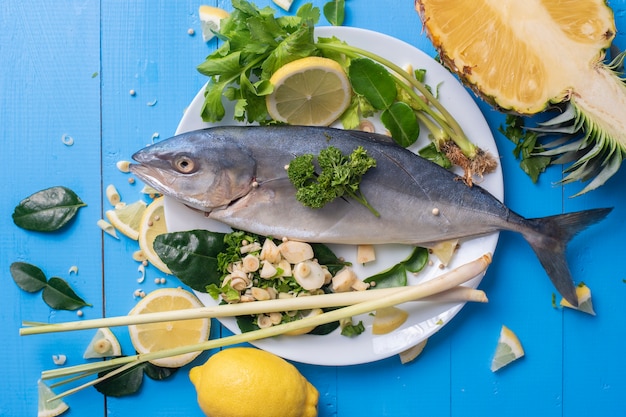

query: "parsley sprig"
xmin=287 ymin=146 xmax=379 ymax=217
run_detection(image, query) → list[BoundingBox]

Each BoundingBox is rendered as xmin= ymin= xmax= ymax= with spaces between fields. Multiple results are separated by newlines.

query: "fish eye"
xmin=173 ymin=155 xmax=196 ymax=174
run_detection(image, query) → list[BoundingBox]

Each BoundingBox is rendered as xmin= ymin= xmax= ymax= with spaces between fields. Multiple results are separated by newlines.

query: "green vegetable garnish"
xmin=498 ymin=114 xmax=551 ymax=183
xmin=198 ymin=0 xmax=497 ymax=180
xmin=287 ymin=145 xmax=379 ymax=216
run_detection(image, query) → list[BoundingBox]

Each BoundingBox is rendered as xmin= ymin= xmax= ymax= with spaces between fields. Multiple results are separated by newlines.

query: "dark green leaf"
xmin=323 ymin=0 xmax=345 ymax=26
xmin=311 ymin=243 xmax=350 ymax=275
xmin=95 ymin=362 xmax=144 ymax=397
xmin=364 ymin=263 xmax=407 ymax=288
xmin=403 ymin=247 xmax=429 ymax=273
xmin=236 ymin=315 xmax=259 ymax=333
xmin=153 ymin=230 xmax=227 ymax=292
xmin=349 ymin=58 xmax=397 ymax=110
xmin=143 ymin=362 xmax=179 ymax=381
xmin=12 ymin=186 xmax=86 ymax=232
xmin=380 ymin=102 xmax=420 ymax=147
xmin=42 ymin=277 xmax=91 ymax=310
xmin=10 ymin=262 xmax=47 ymax=292
xmin=308 ymin=320 xmax=340 ymax=335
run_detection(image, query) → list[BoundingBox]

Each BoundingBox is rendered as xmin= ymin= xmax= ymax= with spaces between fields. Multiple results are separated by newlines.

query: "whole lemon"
xmin=189 ymin=347 xmax=319 ymax=417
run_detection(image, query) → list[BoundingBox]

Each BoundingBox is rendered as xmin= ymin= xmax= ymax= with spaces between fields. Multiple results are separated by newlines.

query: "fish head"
xmin=130 ymin=131 xmax=257 ymax=212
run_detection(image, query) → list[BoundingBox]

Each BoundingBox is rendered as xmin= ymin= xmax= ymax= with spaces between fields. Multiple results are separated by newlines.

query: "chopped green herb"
xmin=341 ymin=320 xmax=365 ymax=337
xmin=287 ymin=146 xmax=379 ymax=216
xmin=498 ymin=114 xmax=551 ymax=183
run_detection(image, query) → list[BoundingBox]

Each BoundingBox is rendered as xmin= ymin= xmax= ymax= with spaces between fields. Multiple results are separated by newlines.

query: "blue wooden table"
xmin=2 ymin=1 xmax=626 ymax=416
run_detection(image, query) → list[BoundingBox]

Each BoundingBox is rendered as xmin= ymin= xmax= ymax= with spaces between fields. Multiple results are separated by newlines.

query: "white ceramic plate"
xmin=166 ymin=26 xmax=503 ymax=366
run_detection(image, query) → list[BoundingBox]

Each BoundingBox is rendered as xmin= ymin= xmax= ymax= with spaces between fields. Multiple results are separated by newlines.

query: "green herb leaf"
xmin=498 ymin=115 xmax=551 ymax=183
xmin=402 ymin=247 xmax=429 ymax=273
xmin=95 ymin=362 xmax=144 ymax=397
xmin=418 ymin=142 xmax=452 ymax=169
xmin=309 ymin=320 xmax=341 ymax=335
xmin=380 ymin=102 xmax=420 ymax=147
xmin=340 ymin=320 xmax=365 ymax=337
xmin=365 ymin=263 xmax=407 ymax=288
xmin=311 ymin=243 xmax=351 ymax=275
xmin=12 ymin=186 xmax=87 ymax=232
xmin=153 ymin=230 xmax=227 ymax=292
xmin=323 ymin=0 xmax=345 ymax=26
xmin=364 ymin=247 xmax=427 ymax=287
xmin=348 ymin=58 xmax=397 ymax=110
xmin=143 ymin=362 xmax=179 ymax=381
xmin=10 ymin=262 xmax=47 ymax=292
xmin=42 ymin=277 xmax=91 ymax=311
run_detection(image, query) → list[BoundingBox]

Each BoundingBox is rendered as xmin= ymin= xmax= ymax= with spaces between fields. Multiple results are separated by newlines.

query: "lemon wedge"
xmin=83 ymin=327 xmax=122 ymax=359
xmin=266 ymin=56 xmax=352 ymax=126
xmin=372 ymin=306 xmax=409 ymax=335
xmin=38 ymin=379 xmax=69 ymax=417
xmin=199 ymin=5 xmax=229 ymax=42
xmin=128 ymin=288 xmax=210 ymax=368
xmin=491 ymin=325 xmax=524 ymax=372
xmin=105 ymin=200 xmax=147 ymax=240
xmin=560 ymin=283 xmax=596 ymax=315
xmin=138 ymin=196 xmax=170 ymax=274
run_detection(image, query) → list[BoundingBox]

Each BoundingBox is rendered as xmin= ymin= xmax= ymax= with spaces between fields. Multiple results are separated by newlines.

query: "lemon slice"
xmin=199 ymin=5 xmax=229 ymax=42
xmin=372 ymin=306 xmax=409 ymax=335
xmin=491 ymin=325 xmax=524 ymax=372
xmin=38 ymin=379 xmax=69 ymax=417
xmin=83 ymin=327 xmax=122 ymax=359
xmin=560 ymin=283 xmax=596 ymax=315
xmin=266 ymin=56 xmax=352 ymax=126
xmin=105 ymin=200 xmax=147 ymax=240
xmin=138 ymin=197 xmax=170 ymax=274
xmin=128 ymin=288 xmax=210 ymax=368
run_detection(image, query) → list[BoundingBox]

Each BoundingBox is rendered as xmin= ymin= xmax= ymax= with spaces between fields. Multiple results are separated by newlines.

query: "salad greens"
xmin=197 ymin=0 xmax=496 ymax=179
xmin=286 ymin=145 xmax=379 ymax=216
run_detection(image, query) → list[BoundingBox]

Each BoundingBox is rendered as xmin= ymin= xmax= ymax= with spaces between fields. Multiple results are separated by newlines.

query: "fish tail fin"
xmin=522 ymin=207 xmax=612 ymax=307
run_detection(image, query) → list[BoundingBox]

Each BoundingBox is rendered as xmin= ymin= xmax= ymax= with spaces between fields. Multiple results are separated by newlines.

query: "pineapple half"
xmin=415 ymin=0 xmax=626 ymax=194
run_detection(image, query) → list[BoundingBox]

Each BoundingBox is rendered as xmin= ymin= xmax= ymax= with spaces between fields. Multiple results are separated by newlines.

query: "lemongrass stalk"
xmin=21 ymin=285 xmax=486 ymax=336
xmin=43 ymin=253 xmax=490 ymax=400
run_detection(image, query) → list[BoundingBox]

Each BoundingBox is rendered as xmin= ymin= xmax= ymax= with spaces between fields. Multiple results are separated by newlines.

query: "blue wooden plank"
xmin=0 ymin=1 xmax=104 ymax=416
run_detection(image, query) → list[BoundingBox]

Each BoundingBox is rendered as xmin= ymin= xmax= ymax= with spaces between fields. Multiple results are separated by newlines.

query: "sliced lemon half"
xmin=199 ymin=5 xmax=229 ymax=42
xmin=105 ymin=199 xmax=147 ymax=240
xmin=266 ymin=56 xmax=352 ymax=126
xmin=491 ymin=325 xmax=524 ymax=372
xmin=138 ymin=196 xmax=170 ymax=274
xmin=128 ymin=288 xmax=210 ymax=368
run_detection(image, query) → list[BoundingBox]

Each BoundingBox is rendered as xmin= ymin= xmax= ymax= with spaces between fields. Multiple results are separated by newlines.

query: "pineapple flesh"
xmin=415 ymin=0 xmax=626 ymax=193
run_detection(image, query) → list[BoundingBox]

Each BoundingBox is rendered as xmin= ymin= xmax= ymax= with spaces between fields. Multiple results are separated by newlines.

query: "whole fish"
xmin=130 ymin=125 xmax=611 ymax=306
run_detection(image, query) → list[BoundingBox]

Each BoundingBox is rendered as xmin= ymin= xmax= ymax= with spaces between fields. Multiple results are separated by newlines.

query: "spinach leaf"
xmin=10 ymin=262 xmax=47 ymax=292
xmin=12 ymin=186 xmax=86 ymax=232
xmin=42 ymin=277 xmax=92 ymax=310
xmin=153 ymin=230 xmax=227 ymax=292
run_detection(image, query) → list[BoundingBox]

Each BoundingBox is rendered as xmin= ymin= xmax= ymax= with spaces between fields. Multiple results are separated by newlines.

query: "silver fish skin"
xmin=130 ymin=125 xmax=612 ymax=306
